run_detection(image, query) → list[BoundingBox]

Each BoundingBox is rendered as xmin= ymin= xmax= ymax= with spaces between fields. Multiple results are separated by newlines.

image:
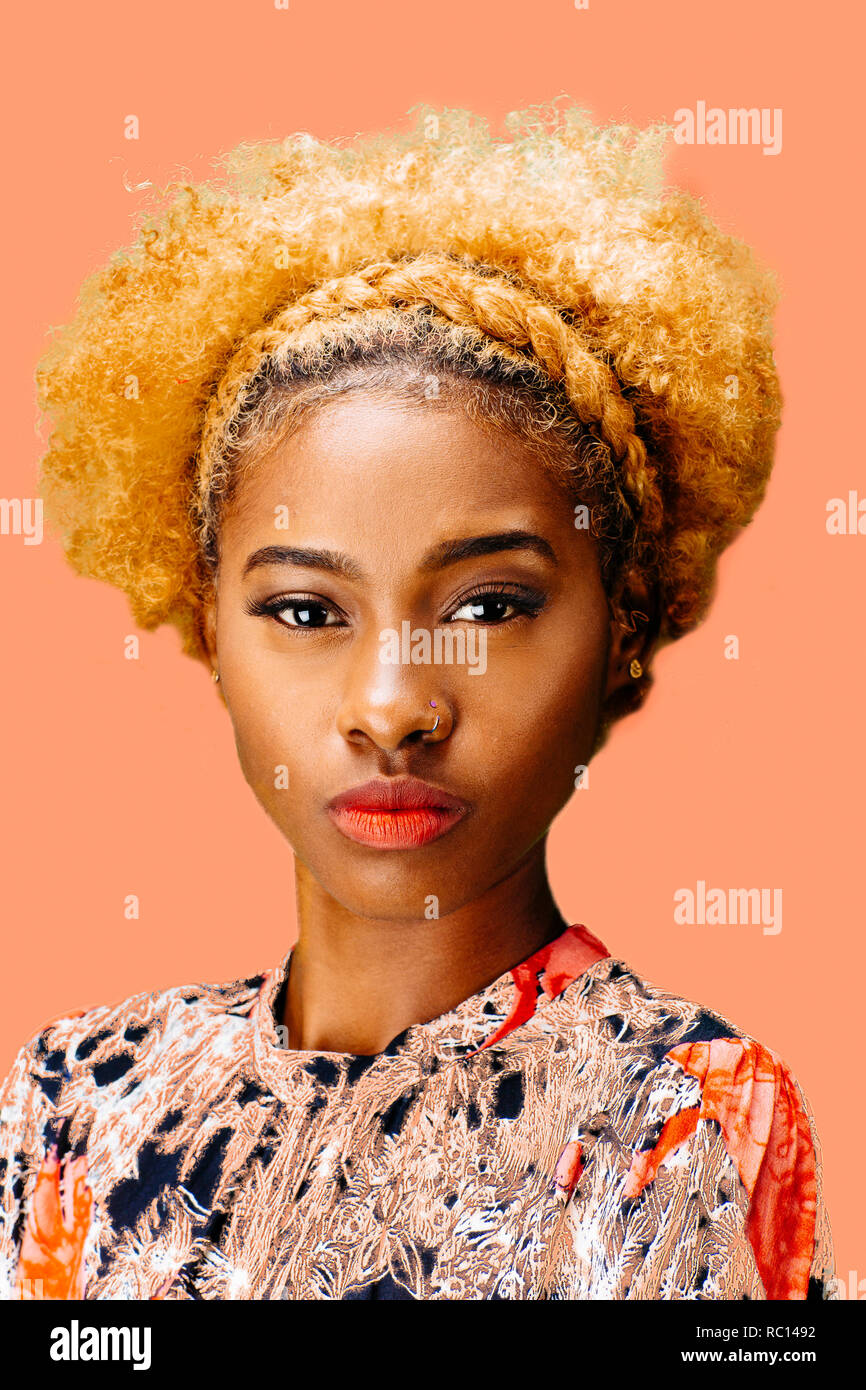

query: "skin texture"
xmin=203 ymin=392 xmax=654 ymax=1055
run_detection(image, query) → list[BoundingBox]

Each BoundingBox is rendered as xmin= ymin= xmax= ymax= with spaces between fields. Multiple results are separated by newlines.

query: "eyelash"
xmin=243 ymin=582 xmax=547 ymax=631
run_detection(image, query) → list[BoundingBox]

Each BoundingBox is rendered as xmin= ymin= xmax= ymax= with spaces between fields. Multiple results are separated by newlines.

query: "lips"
xmin=327 ymin=777 xmax=469 ymax=849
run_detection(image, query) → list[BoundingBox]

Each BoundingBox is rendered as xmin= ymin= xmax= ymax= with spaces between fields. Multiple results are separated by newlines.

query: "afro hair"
xmin=34 ymin=97 xmax=783 ymax=734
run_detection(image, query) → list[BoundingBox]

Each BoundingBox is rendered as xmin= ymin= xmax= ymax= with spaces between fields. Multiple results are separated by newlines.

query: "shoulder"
xmin=557 ymin=953 xmax=789 ymax=1116
xmin=0 ymin=967 xmax=269 ymax=1147
xmin=0 ymin=967 xmax=278 ymax=1299
xmin=567 ymin=954 xmax=814 ymax=1094
xmin=554 ymin=956 xmax=836 ymax=1299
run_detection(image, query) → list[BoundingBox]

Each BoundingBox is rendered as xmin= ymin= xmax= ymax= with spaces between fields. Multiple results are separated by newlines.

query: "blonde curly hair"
xmin=35 ymin=99 xmax=782 ymax=735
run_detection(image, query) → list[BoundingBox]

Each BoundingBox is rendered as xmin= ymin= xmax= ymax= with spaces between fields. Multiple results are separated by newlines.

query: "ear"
xmin=602 ymin=568 xmax=660 ymax=703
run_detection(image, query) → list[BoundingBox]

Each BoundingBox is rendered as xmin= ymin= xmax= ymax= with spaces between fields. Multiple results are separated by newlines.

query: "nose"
xmin=335 ymin=626 xmax=450 ymax=751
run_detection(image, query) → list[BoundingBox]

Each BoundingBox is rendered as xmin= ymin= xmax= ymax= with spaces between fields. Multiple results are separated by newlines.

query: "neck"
xmin=282 ymin=840 xmax=571 ymax=1054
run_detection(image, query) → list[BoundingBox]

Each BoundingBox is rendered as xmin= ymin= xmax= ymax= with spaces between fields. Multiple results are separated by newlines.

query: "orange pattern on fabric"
xmin=472 ymin=923 xmax=609 ymax=1056
xmin=622 ymin=1106 xmax=700 ymax=1200
xmin=622 ymin=1038 xmax=818 ymax=1300
xmin=553 ymin=1140 xmax=584 ymax=1199
xmin=14 ymin=1147 xmax=92 ymax=1300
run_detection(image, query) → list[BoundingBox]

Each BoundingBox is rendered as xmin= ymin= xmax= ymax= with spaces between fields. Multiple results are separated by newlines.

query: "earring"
xmin=212 ymin=670 xmax=221 ymax=684
xmin=629 ymin=658 xmax=643 ymax=679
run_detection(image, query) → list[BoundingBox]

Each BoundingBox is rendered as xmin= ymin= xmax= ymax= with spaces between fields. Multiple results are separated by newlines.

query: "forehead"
xmin=222 ymin=393 xmax=574 ymax=541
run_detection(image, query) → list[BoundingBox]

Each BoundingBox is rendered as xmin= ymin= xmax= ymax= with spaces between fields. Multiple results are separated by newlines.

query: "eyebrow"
xmin=242 ymin=545 xmax=364 ymax=583
xmin=241 ymin=530 xmax=558 ymax=582
xmin=419 ymin=530 xmax=558 ymax=572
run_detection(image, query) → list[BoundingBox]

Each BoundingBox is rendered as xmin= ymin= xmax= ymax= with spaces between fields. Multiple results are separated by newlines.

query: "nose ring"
xmin=429 ymin=699 xmax=440 ymax=734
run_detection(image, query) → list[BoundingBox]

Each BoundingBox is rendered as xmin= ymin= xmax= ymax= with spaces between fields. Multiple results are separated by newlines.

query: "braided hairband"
xmin=195 ymin=251 xmax=660 ymax=541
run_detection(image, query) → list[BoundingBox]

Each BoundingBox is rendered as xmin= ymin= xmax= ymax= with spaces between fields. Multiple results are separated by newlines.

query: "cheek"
xmin=540 ymin=644 xmax=606 ymax=747
xmin=493 ymin=613 xmax=608 ymax=737
xmin=466 ymin=626 xmax=608 ymax=814
xmin=223 ymin=673 xmax=316 ymax=811
xmin=499 ymin=664 xmax=600 ymax=787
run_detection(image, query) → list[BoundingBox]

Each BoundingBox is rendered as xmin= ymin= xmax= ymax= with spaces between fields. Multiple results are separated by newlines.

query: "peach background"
xmin=1 ymin=0 xmax=862 ymax=1286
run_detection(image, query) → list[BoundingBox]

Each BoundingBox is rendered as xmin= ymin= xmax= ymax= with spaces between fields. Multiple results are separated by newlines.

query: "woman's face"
xmin=205 ymin=392 xmax=633 ymax=922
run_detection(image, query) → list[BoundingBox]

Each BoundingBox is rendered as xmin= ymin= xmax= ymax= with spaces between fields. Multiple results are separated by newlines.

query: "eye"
xmin=447 ymin=584 xmax=546 ymax=625
xmin=276 ymin=600 xmax=340 ymax=629
xmin=244 ymin=594 xmax=345 ymax=629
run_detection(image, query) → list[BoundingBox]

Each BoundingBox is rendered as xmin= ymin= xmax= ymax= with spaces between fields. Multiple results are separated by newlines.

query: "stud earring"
xmin=629 ymin=659 xmax=643 ymax=679
xmin=212 ymin=670 xmax=221 ymax=684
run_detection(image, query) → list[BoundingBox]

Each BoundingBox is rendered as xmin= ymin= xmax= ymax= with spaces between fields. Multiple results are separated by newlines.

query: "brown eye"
xmin=450 ymin=595 xmax=519 ymax=624
xmin=244 ymin=593 xmax=346 ymax=629
xmin=447 ymin=585 xmax=546 ymax=625
xmin=273 ymin=600 xmax=337 ymax=628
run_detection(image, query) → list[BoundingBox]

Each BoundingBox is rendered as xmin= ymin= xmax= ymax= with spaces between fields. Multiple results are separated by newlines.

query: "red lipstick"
xmin=327 ymin=776 xmax=469 ymax=849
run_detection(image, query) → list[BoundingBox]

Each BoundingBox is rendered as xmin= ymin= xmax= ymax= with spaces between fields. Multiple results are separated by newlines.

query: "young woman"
xmin=0 ymin=102 xmax=835 ymax=1301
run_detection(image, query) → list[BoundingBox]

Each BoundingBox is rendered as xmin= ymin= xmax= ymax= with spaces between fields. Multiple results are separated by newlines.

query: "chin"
xmin=317 ymin=866 xmax=482 ymax=924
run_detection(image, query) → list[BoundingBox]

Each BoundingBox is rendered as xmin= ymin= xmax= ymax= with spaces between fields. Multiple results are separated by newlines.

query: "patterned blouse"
xmin=0 ymin=923 xmax=835 ymax=1300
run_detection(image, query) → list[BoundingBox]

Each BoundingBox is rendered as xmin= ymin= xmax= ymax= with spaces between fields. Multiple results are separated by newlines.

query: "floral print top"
xmin=0 ymin=923 xmax=835 ymax=1300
